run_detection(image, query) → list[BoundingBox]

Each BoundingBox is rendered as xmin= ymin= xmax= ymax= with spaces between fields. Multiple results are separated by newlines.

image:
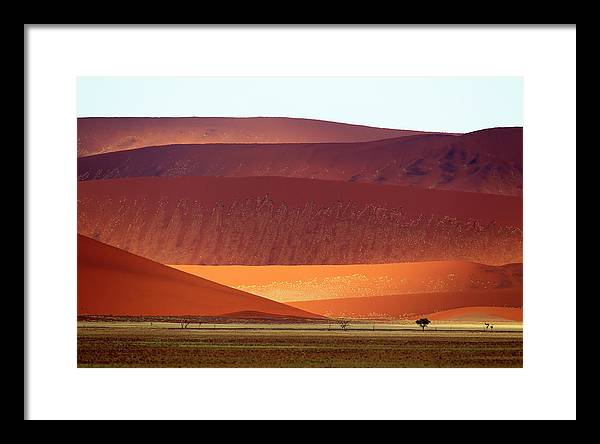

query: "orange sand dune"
xmin=77 ymin=234 xmax=321 ymax=319
xmin=287 ymin=289 xmax=522 ymax=320
xmin=77 ymin=117 xmax=432 ymax=157
xmin=78 ymin=176 xmax=522 ymax=265
xmin=216 ymin=310 xmax=315 ymax=320
xmin=78 ymin=126 xmax=521 ymax=195
xmin=169 ymin=262 xmax=522 ymax=303
xmin=425 ymin=306 xmax=523 ymax=322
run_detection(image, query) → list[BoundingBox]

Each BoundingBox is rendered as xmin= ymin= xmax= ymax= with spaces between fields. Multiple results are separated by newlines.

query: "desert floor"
xmin=77 ymin=321 xmax=523 ymax=368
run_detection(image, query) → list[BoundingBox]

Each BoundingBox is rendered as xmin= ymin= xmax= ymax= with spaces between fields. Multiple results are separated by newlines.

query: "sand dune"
xmin=78 ymin=127 xmax=522 ymax=195
xmin=169 ymin=262 xmax=522 ymax=302
xmin=77 ymin=117 xmax=431 ymax=157
xmin=77 ymin=234 xmax=321 ymax=318
xmin=425 ymin=306 xmax=523 ymax=322
xmin=286 ymin=289 xmax=522 ymax=320
xmin=78 ymin=176 xmax=522 ymax=266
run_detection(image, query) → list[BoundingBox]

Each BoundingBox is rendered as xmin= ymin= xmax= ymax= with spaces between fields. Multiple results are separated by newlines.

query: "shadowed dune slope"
xmin=77 ymin=234 xmax=322 ymax=318
xmin=77 ymin=117 xmax=431 ymax=157
xmin=287 ymin=289 xmax=522 ymax=320
xmin=78 ymin=176 xmax=522 ymax=266
xmin=78 ymin=127 xmax=521 ymax=195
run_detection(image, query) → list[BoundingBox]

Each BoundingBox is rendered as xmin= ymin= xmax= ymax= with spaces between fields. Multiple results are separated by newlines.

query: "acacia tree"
xmin=338 ymin=319 xmax=351 ymax=331
xmin=415 ymin=318 xmax=431 ymax=331
xmin=180 ymin=320 xmax=191 ymax=329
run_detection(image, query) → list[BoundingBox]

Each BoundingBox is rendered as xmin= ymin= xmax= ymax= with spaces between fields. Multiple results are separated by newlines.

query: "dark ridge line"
xmin=76 ymin=126 xmax=521 ymax=159
xmin=77 ymin=115 xmax=438 ymax=133
xmin=76 ymin=133 xmax=455 ymax=159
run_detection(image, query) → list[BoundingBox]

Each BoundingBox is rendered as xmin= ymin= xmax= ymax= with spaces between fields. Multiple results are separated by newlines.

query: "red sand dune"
xmin=425 ymin=306 xmax=523 ymax=322
xmin=168 ymin=262 xmax=523 ymax=303
xmin=286 ymin=289 xmax=523 ymax=320
xmin=78 ymin=176 xmax=522 ymax=266
xmin=78 ymin=127 xmax=522 ymax=196
xmin=77 ymin=234 xmax=322 ymax=318
xmin=77 ymin=117 xmax=432 ymax=157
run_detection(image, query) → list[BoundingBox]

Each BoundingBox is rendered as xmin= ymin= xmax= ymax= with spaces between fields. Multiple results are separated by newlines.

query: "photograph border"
xmin=24 ymin=24 xmax=576 ymax=420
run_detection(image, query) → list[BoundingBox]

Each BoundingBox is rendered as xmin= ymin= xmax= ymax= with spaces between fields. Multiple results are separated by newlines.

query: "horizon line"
xmin=75 ymin=115 xmax=523 ymax=135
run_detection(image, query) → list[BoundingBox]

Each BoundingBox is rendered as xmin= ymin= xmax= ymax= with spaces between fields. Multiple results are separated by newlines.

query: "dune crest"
xmin=77 ymin=116 xmax=431 ymax=157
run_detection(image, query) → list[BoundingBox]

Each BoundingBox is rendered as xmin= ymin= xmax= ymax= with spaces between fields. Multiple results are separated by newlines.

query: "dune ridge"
xmin=77 ymin=116 xmax=433 ymax=157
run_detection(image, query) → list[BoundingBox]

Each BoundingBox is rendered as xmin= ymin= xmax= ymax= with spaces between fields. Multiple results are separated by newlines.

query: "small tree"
xmin=415 ymin=318 xmax=431 ymax=331
xmin=180 ymin=320 xmax=191 ymax=329
xmin=338 ymin=319 xmax=351 ymax=331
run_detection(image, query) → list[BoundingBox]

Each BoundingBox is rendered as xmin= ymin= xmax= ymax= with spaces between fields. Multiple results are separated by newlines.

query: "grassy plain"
xmin=77 ymin=321 xmax=522 ymax=368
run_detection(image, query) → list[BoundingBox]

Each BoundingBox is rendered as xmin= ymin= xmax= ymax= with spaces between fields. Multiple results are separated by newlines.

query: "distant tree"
xmin=338 ymin=319 xmax=351 ymax=331
xmin=484 ymin=322 xmax=490 ymax=331
xmin=180 ymin=320 xmax=191 ymax=329
xmin=415 ymin=318 xmax=431 ymax=331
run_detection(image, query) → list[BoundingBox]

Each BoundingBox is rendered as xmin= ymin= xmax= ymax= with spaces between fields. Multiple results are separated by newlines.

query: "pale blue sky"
xmin=77 ymin=77 xmax=523 ymax=133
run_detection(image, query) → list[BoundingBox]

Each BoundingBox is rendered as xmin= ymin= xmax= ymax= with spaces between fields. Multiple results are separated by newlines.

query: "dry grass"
xmin=77 ymin=323 xmax=522 ymax=368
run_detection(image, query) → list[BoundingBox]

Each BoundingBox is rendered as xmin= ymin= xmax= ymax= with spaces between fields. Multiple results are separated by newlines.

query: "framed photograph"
xmin=25 ymin=25 xmax=576 ymax=420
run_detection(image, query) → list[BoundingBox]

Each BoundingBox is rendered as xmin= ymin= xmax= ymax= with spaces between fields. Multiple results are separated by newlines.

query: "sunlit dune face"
xmin=169 ymin=262 xmax=522 ymax=303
